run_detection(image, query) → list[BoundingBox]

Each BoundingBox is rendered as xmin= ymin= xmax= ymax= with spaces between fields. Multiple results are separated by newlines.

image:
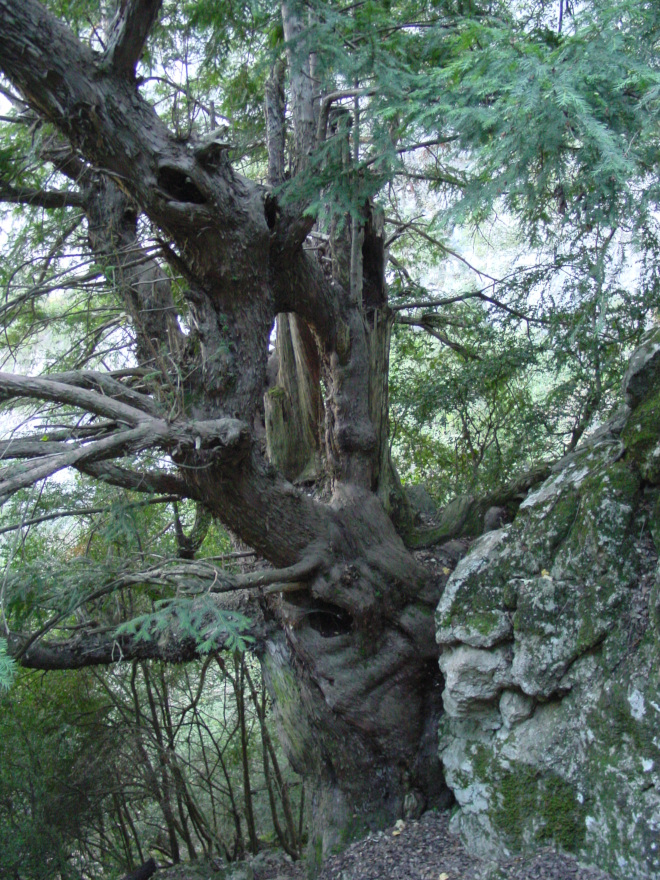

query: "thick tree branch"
xmin=46 ymin=370 xmax=164 ymax=417
xmin=0 ymin=425 xmax=155 ymax=503
xmin=0 ymin=369 xmax=251 ymax=503
xmin=6 ymin=628 xmax=225 ymax=670
xmin=0 ymin=0 xmax=274 ymax=420
xmin=281 ymin=0 xmax=316 ymax=173
xmin=0 ymin=371 xmax=158 ymax=425
xmin=264 ymin=57 xmax=287 ymax=188
xmin=0 ymin=180 xmax=85 ymax=209
xmin=103 ymin=0 xmax=163 ymax=78
xmin=0 ymin=0 xmax=250 ymax=236
xmin=80 ymin=461 xmax=191 ymax=497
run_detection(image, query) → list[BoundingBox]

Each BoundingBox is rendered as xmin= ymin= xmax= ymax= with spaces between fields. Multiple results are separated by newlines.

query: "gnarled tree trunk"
xmin=0 ymin=0 xmax=447 ymax=859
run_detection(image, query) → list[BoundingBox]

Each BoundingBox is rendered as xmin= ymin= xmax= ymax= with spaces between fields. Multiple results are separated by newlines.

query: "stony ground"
xmin=249 ymin=811 xmax=615 ymax=880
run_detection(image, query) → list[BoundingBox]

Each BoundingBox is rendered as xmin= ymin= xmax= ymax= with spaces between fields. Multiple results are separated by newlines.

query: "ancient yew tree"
xmin=0 ymin=0 xmax=658 ymax=858
xmin=0 ymin=0 xmax=450 ymax=848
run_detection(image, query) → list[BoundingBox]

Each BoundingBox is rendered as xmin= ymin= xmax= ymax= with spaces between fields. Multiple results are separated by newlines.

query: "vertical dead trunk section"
xmin=281 ymin=0 xmax=316 ymax=176
xmin=363 ymin=210 xmax=413 ymax=529
xmin=265 ymin=314 xmax=323 ymax=482
xmin=264 ymin=33 xmax=323 ymax=482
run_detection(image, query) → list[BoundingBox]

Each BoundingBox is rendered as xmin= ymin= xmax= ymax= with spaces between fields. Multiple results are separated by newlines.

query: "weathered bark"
xmin=281 ymin=0 xmax=316 ymax=175
xmin=265 ymin=314 xmax=323 ymax=482
xmin=83 ymin=173 xmax=186 ymax=374
xmin=263 ymin=47 xmax=322 ymax=482
xmin=0 ymin=0 xmax=447 ymax=859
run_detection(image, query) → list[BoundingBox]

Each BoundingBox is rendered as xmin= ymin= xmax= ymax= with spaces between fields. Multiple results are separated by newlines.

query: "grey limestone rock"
xmin=405 ymin=483 xmax=438 ymax=518
xmin=435 ymin=336 xmax=660 ymax=879
xmin=498 ymin=690 xmax=535 ymax=728
xmin=622 ymin=327 xmax=660 ymax=408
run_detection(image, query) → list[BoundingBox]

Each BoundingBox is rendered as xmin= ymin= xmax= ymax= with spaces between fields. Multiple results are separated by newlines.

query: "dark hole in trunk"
xmin=157 ymin=166 xmax=206 ymax=204
xmin=305 ymin=601 xmax=353 ymax=638
xmin=264 ymin=193 xmax=279 ymax=229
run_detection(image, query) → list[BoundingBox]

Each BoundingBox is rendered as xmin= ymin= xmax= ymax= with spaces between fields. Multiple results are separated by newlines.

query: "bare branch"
xmin=396 ymin=315 xmax=481 ymax=360
xmin=0 ymin=371 xmax=158 ymax=425
xmin=0 ymin=180 xmax=85 ymax=209
xmin=46 ymin=370 xmax=163 ymax=417
xmin=103 ymin=0 xmax=163 ymax=78
xmin=390 ymin=292 xmax=482 ymax=311
xmin=0 ymin=495 xmax=179 ymax=536
xmin=385 ymin=216 xmax=501 ymax=283
xmin=0 ymin=424 xmax=155 ymax=503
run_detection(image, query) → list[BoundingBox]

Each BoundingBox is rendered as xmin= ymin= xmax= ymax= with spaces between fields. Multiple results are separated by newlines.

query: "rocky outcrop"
xmin=435 ymin=330 xmax=660 ymax=878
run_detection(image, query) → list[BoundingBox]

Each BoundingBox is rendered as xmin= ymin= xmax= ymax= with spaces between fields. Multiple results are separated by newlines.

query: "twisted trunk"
xmin=0 ymin=0 xmax=447 ymax=858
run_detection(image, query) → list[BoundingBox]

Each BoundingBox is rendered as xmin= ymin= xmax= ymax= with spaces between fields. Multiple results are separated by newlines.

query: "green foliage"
xmin=0 ymin=637 xmax=16 ymax=691
xmin=0 ymin=658 xmax=304 ymax=878
xmin=116 ymin=598 xmax=254 ymax=654
xmin=0 ymin=0 xmax=660 ymax=871
xmin=0 ymin=669 xmax=110 ymax=880
xmin=390 ymin=311 xmax=547 ymax=501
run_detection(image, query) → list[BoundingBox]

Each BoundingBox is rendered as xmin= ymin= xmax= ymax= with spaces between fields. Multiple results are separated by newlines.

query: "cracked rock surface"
xmin=435 ymin=330 xmax=660 ymax=879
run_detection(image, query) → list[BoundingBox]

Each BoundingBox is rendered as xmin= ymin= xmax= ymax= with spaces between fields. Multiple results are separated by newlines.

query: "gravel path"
xmin=252 ymin=811 xmax=615 ymax=880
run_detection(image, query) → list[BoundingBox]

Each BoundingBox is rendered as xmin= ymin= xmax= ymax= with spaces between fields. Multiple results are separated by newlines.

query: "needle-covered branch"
xmin=5 ymin=628 xmax=226 ymax=670
xmin=4 ymin=551 xmax=323 ymax=670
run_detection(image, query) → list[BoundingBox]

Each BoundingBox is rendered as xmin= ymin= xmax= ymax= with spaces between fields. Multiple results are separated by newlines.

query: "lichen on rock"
xmin=435 ymin=331 xmax=660 ymax=879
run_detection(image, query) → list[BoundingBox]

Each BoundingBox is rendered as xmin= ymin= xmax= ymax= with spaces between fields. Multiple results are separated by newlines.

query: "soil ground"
xmin=251 ymin=811 xmax=615 ymax=880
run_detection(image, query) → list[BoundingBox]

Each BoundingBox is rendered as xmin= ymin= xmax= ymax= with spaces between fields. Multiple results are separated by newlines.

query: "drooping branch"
xmin=315 ymin=89 xmax=375 ymax=147
xmin=5 ymin=552 xmax=323 ymax=670
xmin=396 ymin=315 xmax=482 ymax=360
xmin=0 ymin=494 xmax=179 ymax=536
xmin=103 ymin=0 xmax=163 ymax=78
